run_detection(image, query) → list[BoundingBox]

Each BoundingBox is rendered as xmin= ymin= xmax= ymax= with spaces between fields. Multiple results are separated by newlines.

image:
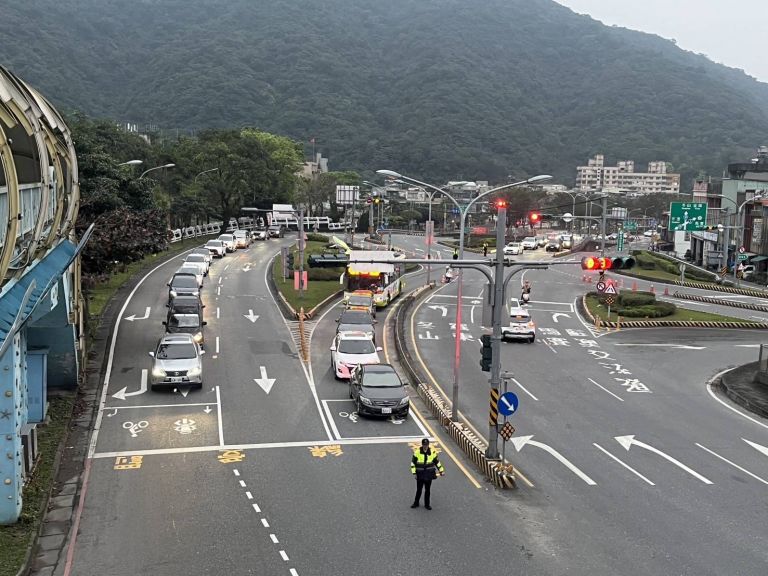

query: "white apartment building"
xmin=576 ymin=154 xmax=680 ymax=195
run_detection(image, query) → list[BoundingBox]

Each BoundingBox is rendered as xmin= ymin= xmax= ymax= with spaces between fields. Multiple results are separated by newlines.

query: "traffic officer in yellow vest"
xmin=410 ymin=438 xmax=445 ymax=510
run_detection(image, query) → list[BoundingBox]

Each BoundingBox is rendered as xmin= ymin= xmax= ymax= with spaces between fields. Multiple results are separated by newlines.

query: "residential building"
xmin=576 ymin=154 xmax=680 ymax=195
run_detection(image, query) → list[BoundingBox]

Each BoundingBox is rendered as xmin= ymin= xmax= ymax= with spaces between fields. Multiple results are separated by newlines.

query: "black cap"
xmin=421 ymin=438 xmax=430 ymax=446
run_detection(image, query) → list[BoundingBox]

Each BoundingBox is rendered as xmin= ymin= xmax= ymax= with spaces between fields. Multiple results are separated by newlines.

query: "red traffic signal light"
xmin=581 ymin=256 xmax=635 ymax=270
xmin=529 ymin=211 xmax=540 ymax=223
xmin=494 ymin=199 xmax=507 ymax=209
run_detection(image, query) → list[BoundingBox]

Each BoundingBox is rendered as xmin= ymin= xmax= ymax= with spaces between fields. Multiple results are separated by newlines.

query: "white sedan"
xmin=503 ymin=242 xmax=522 ymax=255
xmin=184 ymin=253 xmax=209 ymax=275
xmin=329 ymin=331 xmax=381 ymax=380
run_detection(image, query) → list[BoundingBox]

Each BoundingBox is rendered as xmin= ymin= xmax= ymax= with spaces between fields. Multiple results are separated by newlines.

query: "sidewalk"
xmin=719 ymin=361 xmax=768 ymax=420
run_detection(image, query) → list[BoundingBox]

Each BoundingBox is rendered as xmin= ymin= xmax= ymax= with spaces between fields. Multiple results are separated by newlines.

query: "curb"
xmin=579 ymin=293 xmax=768 ymax=329
xmin=718 ymin=362 xmax=768 ymax=421
xmin=392 ymin=284 xmax=516 ymax=489
xmin=672 ymin=292 xmax=768 ymax=312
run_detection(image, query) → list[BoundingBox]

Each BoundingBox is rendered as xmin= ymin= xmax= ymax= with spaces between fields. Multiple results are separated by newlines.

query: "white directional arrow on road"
xmin=428 ymin=305 xmax=448 ymax=317
xmin=552 ymin=313 xmax=571 ymax=323
xmin=124 ymin=307 xmax=151 ymax=322
xmin=112 ymin=369 xmax=148 ymax=401
xmin=242 ymin=263 xmax=252 ymax=272
xmin=613 ymin=344 xmax=705 ymax=350
xmin=615 ymin=435 xmax=713 ymax=484
xmin=204 ymin=406 xmax=212 ymax=414
xmin=511 ymin=435 xmax=597 ymax=485
xmin=743 ymin=438 xmax=768 ymax=458
xmin=254 ymin=366 xmax=276 ymax=394
xmin=243 ymin=310 xmax=260 ymax=323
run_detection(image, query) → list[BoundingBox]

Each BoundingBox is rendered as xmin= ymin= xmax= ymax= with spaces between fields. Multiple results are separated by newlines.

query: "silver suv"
xmin=149 ymin=334 xmax=204 ymax=390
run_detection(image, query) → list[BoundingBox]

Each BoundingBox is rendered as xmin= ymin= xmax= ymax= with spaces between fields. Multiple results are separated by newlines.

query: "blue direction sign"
xmin=498 ymin=392 xmax=519 ymax=417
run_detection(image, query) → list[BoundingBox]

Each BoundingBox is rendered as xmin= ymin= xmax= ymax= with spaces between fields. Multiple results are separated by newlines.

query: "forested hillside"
xmin=2 ymin=0 xmax=767 ymax=185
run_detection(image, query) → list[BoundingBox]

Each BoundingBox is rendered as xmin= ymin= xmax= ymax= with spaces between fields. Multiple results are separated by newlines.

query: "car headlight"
xmin=359 ymin=396 xmax=373 ymax=406
xmin=193 ymin=332 xmax=203 ymax=343
xmin=398 ymin=396 xmax=410 ymax=406
xmin=187 ymin=366 xmax=202 ymax=377
xmin=152 ymin=367 xmax=165 ymax=377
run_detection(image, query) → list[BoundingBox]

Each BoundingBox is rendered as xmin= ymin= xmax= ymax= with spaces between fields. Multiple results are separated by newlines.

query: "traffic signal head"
xmin=479 ymin=334 xmax=492 ymax=372
xmin=580 ymin=256 xmax=635 ymax=270
xmin=286 ymin=252 xmax=295 ymax=269
xmin=529 ymin=212 xmax=540 ymax=223
xmin=494 ymin=199 xmax=507 ymax=209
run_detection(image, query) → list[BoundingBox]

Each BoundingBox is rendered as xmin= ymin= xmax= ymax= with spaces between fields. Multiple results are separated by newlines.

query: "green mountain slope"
xmin=2 ymin=0 xmax=767 ymax=184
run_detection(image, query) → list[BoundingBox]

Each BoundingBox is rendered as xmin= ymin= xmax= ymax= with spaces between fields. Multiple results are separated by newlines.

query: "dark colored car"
xmin=167 ymin=295 xmax=204 ymax=323
xmin=268 ymin=224 xmax=285 ymax=238
xmin=545 ymin=240 xmax=561 ymax=252
xmin=336 ymin=309 xmax=376 ymax=340
xmin=163 ymin=313 xmax=207 ymax=346
xmin=168 ymin=273 xmax=200 ymax=299
xmin=349 ymin=364 xmax=409 ymax=419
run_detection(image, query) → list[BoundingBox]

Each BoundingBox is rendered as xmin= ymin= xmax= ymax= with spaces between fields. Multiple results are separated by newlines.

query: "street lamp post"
xmin=378 ymin=170 xmax=551 ymax=423
xmin=562 ymin=191 xmax=588 ymax=233
xmin=139 ymin=163 xmax=176 ymax=228
xmin=194 ymin=168 xmax=219 ymax=225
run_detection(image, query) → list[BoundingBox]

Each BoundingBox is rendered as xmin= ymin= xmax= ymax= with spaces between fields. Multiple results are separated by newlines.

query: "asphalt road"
xmin=393 ymin=233 xmax=768 ymax=575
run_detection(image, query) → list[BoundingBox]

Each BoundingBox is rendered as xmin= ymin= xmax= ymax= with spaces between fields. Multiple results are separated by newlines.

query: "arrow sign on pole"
xmin=552 ymin=313 xmax=571 ymax=323
xmin=254 ymin=366 xmax=276 ymax=394
xmin=244 ymin=310 xmax=259 ymax=323
xmin=615 ymin=435 xmax=713 ymax=484
xmin=743 ymin=438 xmax=768 ymax=458
xmin=125 ymin=307 xmax=151 ymax=322
xmin=511 ymin=435 xmax=597 ymax=485
xmin=428 ymin=305 xmax=448 ymax=317
xmin=112 ymin=369 xmax=148 ymax=400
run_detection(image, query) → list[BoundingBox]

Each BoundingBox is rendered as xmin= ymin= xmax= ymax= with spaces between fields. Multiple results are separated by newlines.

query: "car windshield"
xmin=524 ymin=237 xmax=536 ymax=242
xmin=156 ymin=343 xmax=197 ymax=359
xmin=348 ymin=296 xmax=372 ymax=307
xmin=219 ymin=235 xmax=233 ymax=241
xmin=338 ymin=323 xmax=373 ymax=334
xmin=338 ymin=339 xmax=375 ymax=354
xmin=269 ymin=225 xmax=281 ymax=230
xmin=172 ymin=276 xmax=198 ymax=288
xmin=168 ymin=314 xmax=201 ymax=328
xmin=186 ymin=255 xmax=205 ymax=263
xmin=339 ymin=311 xmax=372 ymax=324
xmin=207 ymin=241 xmax=223 ymax=247
xmin=362 ymin=371 xmax=402 ymax=388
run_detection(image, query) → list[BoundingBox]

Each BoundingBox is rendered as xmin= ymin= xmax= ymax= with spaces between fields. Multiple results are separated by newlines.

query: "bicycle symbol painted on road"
xmin=122 ymin=420 xmax=148 ymax=437
xmin=338 ymin=411 xmax=358 ymax=423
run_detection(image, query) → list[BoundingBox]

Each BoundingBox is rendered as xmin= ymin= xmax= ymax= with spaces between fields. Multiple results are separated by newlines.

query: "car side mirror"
xmin=148 ymin=351 xmax=155 ymax=357
xmin=202 ymin=321 xmax=208 ymax=326
xmin=329 ymin=346 xmax=336 ymax=351
xmin=162 ymin=321 xmax=167 ymax=326
xmin=376 ymin=346 xmax=383 ymax=352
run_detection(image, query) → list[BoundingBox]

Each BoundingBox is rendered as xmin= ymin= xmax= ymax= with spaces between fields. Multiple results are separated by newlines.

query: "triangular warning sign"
xmin=603 ymin=283 xmax=617 ymax=294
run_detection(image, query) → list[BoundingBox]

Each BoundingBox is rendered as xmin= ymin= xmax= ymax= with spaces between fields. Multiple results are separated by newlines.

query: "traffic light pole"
xmin=486 ymin=205 xmax=507 ymax=460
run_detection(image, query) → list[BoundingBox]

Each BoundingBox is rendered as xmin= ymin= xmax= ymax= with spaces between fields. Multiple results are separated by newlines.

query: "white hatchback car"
xmin=329 ymin=331 xmax=382 ymax=380
xmin=502 ymin=307 xmax=536 ymax=343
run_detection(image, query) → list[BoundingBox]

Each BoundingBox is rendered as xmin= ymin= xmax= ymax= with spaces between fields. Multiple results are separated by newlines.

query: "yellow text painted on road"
xmin=114 ymin=455 xmax=143 ymax=470
xmin=218 ymin=449 xmax=245 ymax=464
xmin=382 ymin=298 xmax=481 ymax=489
xmin=308 ymin=444 xmax=343 ymax=458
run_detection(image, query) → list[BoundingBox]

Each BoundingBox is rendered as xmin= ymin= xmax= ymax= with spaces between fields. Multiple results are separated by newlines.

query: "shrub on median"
xmin=618 ymin=291 xmax=656 ymax=307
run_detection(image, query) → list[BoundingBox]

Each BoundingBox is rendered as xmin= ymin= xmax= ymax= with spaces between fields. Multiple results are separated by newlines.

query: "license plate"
xmin=381 ymin=407 xmax=392 ymax=414
xmin=168 ymin=376 xmax=183 ymax=383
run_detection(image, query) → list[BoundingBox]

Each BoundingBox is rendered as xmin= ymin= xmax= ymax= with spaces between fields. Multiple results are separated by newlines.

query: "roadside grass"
xmin=585 ymin=294 xmax=753 ymax=323
xmin=272 ymin=241 xmax=343 ymax=312
xmin=86 ymin=236 xmax=213 ymax=318
xmin=0 ymin=394 xmax=75 ymax=576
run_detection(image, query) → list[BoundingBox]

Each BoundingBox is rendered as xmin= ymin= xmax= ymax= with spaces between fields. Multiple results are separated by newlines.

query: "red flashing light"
xmin=529 ymin=211 xmax=540 ymax=223
xmin=494 ymin=199 xmax=507 ymax=209
xmin=581 ymin=256 xmax=613 ymax=270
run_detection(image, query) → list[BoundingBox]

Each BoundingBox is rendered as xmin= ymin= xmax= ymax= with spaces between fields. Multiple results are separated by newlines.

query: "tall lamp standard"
xmin=378 ymin=169 xmax=552 ymax=422
xmin=561 ymin=191 xmax=588 ymax=233
xmin=139 ymin=163 xmax=176 ymax=228
xmin=194 ymin=168 xmax=219 ymax=225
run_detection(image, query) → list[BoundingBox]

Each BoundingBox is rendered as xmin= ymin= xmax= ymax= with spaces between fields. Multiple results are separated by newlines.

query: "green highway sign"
xmin=669 ymin=202 xmax=707 ymax=231
xmin=623 ymin=220 xmax=637 ymax=231
xmin=617 ymin=232 xmax=624 ymax=251
xmin=738 ymin=253 xmax=748 ymax=261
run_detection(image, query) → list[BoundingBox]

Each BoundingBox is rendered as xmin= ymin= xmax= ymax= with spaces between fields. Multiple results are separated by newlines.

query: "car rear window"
xmin=362 ymin=371 xmax=402 ymax=387
xmin=186 ymin=254 xmax=205 ymax=262
xmin=172 ymin=275 xmax=198 ymax=288
xmin=169 ymin=314 xmax=201 ymax=328
xmin=338 ymin=339 xmax=375 ymax=354
xmin=510 ymin=314 xmax=531 ymax=324
xmin=348 ymin=296 xmax=372 ymax=307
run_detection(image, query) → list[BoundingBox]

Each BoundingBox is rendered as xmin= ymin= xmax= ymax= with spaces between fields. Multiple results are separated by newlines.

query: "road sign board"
xmin=498 ymin=422 xmax=516 ymax=441
xmin=738 ymin=253 xmax=748 ymax=261
xmin=603 ymin=283 xmax=617 ymax=295
xmin=605 ymin=295 xmax=616 ymax=306
xmin=623 ymin=221 xmax=637 ymax=231
xmin=596 ymin=281 xmax=606 ymax=293
xmin=739 ymin=246 xmax=746 ymax=254
xmin=562 ymin=212 xmax=573 ymax=223
xmin=617 ymin=233 xmax=624 ymax=251
xmin=669 ymin=202 xmax=707 ymax=231
xmin=498 ymin=392 xmax=519 ymax=417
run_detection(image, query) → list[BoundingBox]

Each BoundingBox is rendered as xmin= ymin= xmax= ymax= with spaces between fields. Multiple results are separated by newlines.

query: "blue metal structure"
xmin=0 ymin=66 xmax=86 ymax=524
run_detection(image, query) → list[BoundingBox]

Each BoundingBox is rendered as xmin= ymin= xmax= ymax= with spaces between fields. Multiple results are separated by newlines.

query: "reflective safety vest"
xmin=411 ymin=448 xmax=445 ymax=478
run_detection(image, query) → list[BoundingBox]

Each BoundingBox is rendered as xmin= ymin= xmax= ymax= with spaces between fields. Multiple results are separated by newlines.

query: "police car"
xmin=501 ymin=306 xmax=536 ymax=343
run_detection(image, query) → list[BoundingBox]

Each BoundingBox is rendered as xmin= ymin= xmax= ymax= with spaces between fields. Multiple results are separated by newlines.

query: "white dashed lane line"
xmin=233 ymin=468 xmax=299 ymax=574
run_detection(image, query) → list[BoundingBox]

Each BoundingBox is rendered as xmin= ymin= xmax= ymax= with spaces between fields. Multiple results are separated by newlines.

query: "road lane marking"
xmin=696 ymin=443 xmax=768 ymax=485
xmin=280 ymin=550 xmax=289 ymax=561
xmin=261 ymin=518 xmax=270 ymax=528
xmin=511 ymin=377 xmax=539 ymax=402
xmin=216 ymin=385 xmax=224 ymax=446
xmin=246 ymin=491 xmax=253 ymax=499
xmin=593 ymin=443 xmax=654 ymax=485
xmin=218 ymin=276 xmax=223 ymax=284
xmin=270 ymin=534 xmax=279 ymax=544
xmin=512 ymin=435 xmax=596 ymax=485
xmin=216 ymin=336 xmax=220 ymax=354
xmin=217 ymin=307 xmax=220 ymax=319
xmin=233 ymin=469 xmax=240 ymax=476
xmin=239 ymin=479 xmax=246 ymax=488
xmin=615 ymin=435 xmax=713 ymax=484
xmin=587 ymin=378 xmax=624 ymax=401
xmin=103 ymin=402 xmax=212 ymax=410
xmin=252 ymin=503 xmax=261 ymax=512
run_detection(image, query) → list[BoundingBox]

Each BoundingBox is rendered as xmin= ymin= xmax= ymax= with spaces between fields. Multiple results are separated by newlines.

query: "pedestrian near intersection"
xmin=482 ymin=242 xmax=488 ymax=257
xmin=410 ymin=438 xmax=445 ymax=510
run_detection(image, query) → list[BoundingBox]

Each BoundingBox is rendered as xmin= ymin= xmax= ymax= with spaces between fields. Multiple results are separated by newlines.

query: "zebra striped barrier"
xmin=672 ymin=292 xmax=768 ymax=312
xmin=393 ymin=288 xmax=516 ymax=489
xmin=672 ymin=280 xmax=768 ymax=297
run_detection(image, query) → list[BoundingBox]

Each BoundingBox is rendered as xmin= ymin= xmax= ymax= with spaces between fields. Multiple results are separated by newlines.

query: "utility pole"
xmin=298 ymin=206 xmax=305 ymax=299
xmin=721 ymin=207 xmax=730 ymax=276
xmin=600 ymin=195 xmax=607 ymax=257
xmin=486 ymin=204 xmax=506 ymax=460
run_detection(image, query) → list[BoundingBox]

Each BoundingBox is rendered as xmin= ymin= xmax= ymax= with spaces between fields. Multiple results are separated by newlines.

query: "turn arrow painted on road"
xmin=112 ymin=369 xmax=148 ymax=401
xmin=743 ymin=438 xmax=768 ymax=458
xmin=615 ymin=435 xmax=712 ymax=484
xmin=552 ymin=313 xmax=571 ymax=323
xmin=124 ymin=307 xmax=151 ymax=322
xmin=243 ymin=309 xmax=260 ymax=323
xmin=428 ymin=305 xmax=448 ymax=317
xmin=511 ymin=435 xmax=597 ymax=485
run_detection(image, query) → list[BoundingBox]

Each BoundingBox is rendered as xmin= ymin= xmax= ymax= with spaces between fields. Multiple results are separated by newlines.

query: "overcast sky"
xmin=555 ymin=0 xmax=768 ymax=83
